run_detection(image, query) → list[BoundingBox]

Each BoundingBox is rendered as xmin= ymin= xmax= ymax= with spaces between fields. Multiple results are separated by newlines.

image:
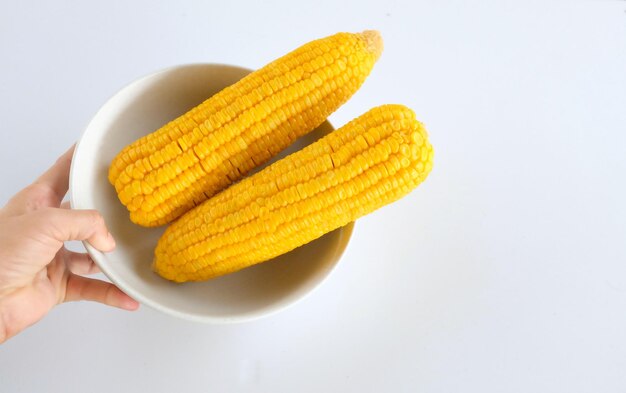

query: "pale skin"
xmin=0 ymin=146 xmax=139 ymax=344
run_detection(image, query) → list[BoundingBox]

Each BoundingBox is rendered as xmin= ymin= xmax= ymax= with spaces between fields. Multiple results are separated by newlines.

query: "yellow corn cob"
xmin=153 ymin=104 xmax=434 ymax=282
xmin=109 ymin=30 xmax=383 ymax=227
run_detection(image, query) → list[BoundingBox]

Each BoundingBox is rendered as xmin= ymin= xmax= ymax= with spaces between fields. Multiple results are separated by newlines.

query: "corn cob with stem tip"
xmin=153 ymin=104 xmax=434 ymax=282
xmin=109 ymin=30 xmax=383 ymax=227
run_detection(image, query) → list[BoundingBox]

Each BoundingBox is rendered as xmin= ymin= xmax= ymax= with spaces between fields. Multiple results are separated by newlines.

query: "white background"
xmin=1 ymin=1 xmax=626 ymax=392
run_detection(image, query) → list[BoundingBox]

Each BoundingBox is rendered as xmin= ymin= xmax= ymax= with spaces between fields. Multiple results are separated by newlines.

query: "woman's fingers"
xmin=64 ymin=274 xmax=139 ymax=310
xmin=34 ymin=208 xmax=115 ymax=252
xmin=63 ymin=249 xmax=101 ymax=275
xmin=33 ymin=145 xmax=75 ymax=205
xmin=1 ymin=145 xmax=75 ymax=216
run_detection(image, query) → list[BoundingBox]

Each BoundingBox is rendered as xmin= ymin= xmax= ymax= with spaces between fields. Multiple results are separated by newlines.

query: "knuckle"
xmin=20 ymin=184 xmax=58 ymax=210
xmin=36 ymin=206 xmax=59 ymax=219
xmin=23 ymin=183 xmax=48 ymax=196
xmin=105 ymin=285 xmax=116 ymax=305
xmin=87 ymin=210 xmax=105 ymax=227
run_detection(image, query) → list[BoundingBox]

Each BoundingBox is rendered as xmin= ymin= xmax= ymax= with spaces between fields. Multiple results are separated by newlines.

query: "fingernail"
xmin=107 ymin=232 xmax=116 ymax=249
xmin=123 ymin=296 xmax=140 ymax=310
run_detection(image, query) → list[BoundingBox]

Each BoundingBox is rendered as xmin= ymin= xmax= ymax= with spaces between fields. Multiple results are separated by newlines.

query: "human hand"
xmin=0 ymin=145 xmax=139 ymax=343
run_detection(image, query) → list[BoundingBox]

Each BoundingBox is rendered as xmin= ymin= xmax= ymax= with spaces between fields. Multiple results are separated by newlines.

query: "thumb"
xmin=32 ymin=208 xmax=116 ymax=252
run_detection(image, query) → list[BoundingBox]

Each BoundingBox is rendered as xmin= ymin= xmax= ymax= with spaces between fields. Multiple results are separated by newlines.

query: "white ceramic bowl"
xmin=70 ymin=64 xmax=354 ymax=323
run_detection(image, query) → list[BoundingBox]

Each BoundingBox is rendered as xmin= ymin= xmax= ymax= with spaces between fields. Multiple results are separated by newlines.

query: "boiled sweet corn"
xmin=109 ymin=30 xmax=383 ymax=227
xmin=153 ymin=104 xmax=434 ymax=282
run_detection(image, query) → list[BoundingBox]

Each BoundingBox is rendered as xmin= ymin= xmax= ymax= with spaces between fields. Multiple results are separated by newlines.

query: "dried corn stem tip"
xmin=109 ymin=30 xmax=384 ymax=227
xmin=360 ymin=30 xmax=384 ymax=59
xmin=153 ymin=104 xmax=434 ymax=283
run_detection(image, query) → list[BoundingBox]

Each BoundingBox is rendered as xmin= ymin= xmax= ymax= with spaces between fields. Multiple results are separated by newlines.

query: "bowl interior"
xmin=70 ymin=64 xmax=354 ymax=322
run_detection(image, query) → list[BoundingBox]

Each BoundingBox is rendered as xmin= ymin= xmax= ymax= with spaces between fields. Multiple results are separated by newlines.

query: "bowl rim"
xmin=69 ymin=62 xmax=356 ymax=323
